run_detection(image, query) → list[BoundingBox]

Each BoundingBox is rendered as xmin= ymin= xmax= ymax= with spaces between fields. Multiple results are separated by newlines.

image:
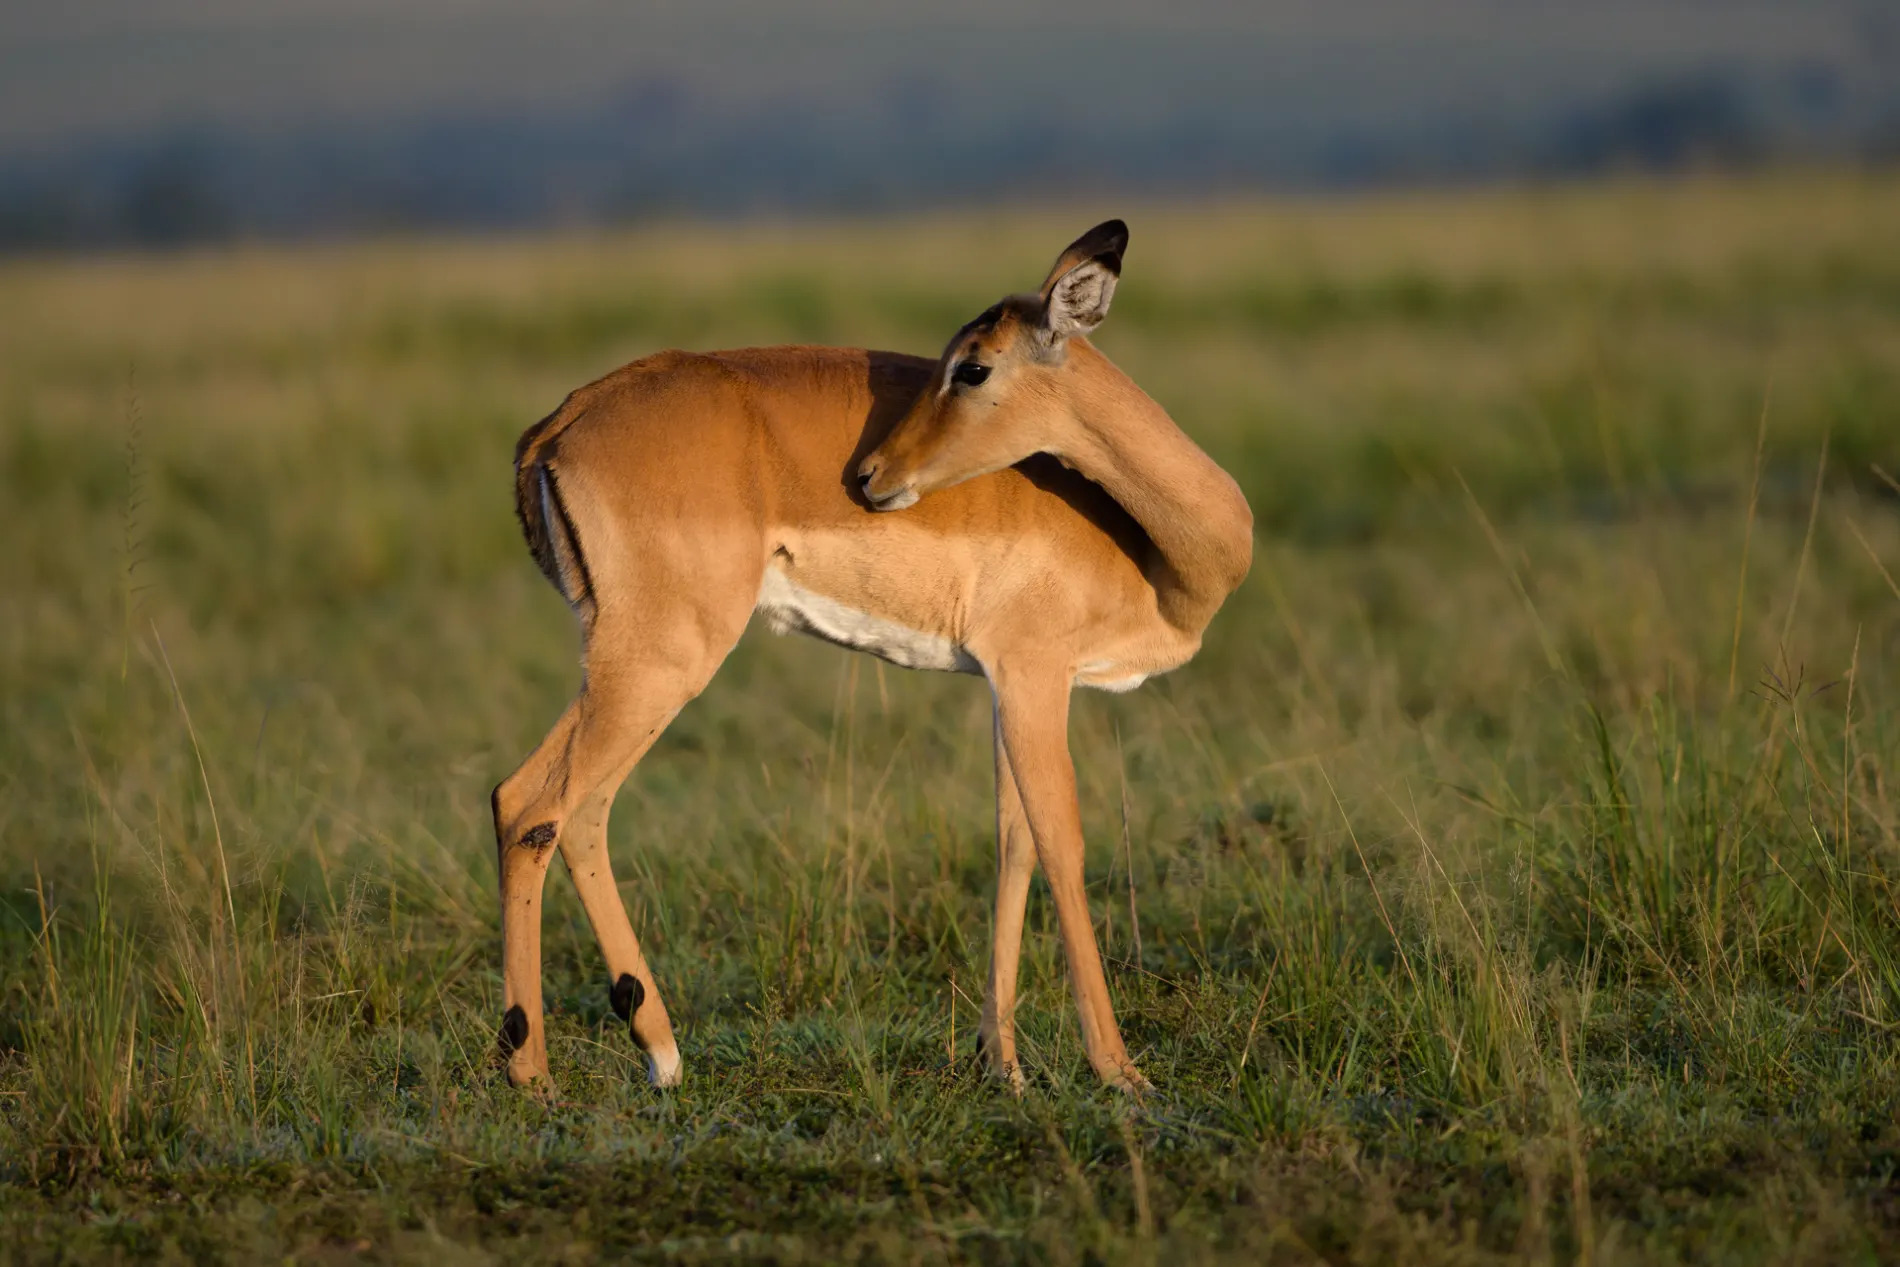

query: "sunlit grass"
xmin=2 ymin=170 xmax=1898 ymax=1263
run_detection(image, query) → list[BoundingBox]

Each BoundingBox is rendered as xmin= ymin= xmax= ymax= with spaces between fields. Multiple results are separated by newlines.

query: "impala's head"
xmin=857 ymin=218 xmax=1128 ymax=511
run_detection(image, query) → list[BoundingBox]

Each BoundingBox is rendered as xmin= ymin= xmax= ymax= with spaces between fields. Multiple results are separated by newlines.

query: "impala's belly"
xmin=755 ymin=567 xmax=980 ymax=674
xmin=757 ymin=569 xmax=1181 ymax=690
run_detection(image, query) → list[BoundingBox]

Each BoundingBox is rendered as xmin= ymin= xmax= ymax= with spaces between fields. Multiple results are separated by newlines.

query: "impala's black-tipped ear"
xmin=1039 ymin=219 xmax=1128 ymax=344
xmin=1042 ymin=219 xmax=1128 ymax=289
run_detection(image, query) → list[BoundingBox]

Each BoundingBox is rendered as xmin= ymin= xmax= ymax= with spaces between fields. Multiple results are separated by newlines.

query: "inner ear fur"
xmin=1039 ymin=219 xmax=1128 ymax=343
xmin=1039 ymin=219 xmax=1129 ymax=296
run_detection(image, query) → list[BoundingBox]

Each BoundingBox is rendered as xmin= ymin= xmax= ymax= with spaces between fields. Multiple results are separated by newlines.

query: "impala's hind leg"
xmin=493 ymin=594 xmax=751 ymax=1089
xmin=559 ymin=768 xmax=682 ymax=1085
xmin=492 ymin=703 xmax=577 ymax=1089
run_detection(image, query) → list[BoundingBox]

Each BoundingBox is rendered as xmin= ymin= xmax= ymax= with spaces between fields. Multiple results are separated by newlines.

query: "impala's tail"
xmin=513 ymin=404 xmax=593 ymax=612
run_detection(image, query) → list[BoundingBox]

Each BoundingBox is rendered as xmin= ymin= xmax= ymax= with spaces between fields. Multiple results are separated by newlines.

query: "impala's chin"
xmin=867 ymin=485 xmax=920 ymax=512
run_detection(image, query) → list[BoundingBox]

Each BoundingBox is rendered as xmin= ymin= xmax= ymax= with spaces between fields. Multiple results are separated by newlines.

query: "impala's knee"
xmin=493 ymin=776 xmax=555 ymax=855
xmin=610 ymin=972 xmax=645 ymax=1023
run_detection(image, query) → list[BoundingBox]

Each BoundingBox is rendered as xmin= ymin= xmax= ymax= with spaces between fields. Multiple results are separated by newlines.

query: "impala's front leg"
xmin=979 ymin=706 xmax=1038 ymax=1090
xmin=989 ymin=662 xmax=1148 ymax=1091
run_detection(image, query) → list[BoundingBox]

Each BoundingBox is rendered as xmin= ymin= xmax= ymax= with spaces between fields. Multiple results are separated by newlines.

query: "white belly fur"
xmin=1076 ymin=661 xmax=1151 ymax=693
xmin=756 ymin=569 xmax=979 ymax=674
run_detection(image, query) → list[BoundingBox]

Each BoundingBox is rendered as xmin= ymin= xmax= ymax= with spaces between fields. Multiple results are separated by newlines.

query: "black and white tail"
xmin=513 ymin=407 xmax=593 ymax=613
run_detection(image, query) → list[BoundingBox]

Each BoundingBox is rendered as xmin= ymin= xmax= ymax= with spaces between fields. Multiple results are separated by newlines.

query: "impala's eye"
xmin=951 ymin=360 xmax=991 ymax=388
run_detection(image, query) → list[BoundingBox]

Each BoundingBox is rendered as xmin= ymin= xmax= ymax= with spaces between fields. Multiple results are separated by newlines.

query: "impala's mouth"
xmin=866 ymin=485 xmax=919 ymax=512
xmin=857 ymin=460 xmax=920 ymax=511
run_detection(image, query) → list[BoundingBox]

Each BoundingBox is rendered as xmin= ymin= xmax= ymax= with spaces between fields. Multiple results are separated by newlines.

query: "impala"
xmin=494 ymin=220 xmax=1253 ymax=1091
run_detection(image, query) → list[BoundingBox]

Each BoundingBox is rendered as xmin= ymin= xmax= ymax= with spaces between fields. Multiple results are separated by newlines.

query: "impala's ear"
xmin=1038 ymin=219 xmax=1127 ymax=344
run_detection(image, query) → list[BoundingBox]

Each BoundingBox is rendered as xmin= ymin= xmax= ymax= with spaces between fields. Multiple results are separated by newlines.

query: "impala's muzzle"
xmin=856 ymin=455 xmax=919 ymax=511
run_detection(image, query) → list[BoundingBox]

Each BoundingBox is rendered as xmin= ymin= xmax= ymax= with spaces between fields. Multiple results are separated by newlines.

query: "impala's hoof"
xmin=976 ymin=1031 xmax=1027 ymax=1093
xmin=499 ymin=1005 xmax=553 ymax=1088
xmin=990 ymin=1059 xmax=1027 ymax=1094
xmin=646 ymin=1043 xmax=683 ymax=1088
xmin=981 ymin=1059 xmax=1027 ymax=1094
xmin=505 ymin=1060 xmax=557 ymax=1094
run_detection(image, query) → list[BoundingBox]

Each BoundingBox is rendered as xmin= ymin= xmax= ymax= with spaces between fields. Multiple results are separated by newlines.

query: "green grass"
xmin=2 ymin=172 xmax=1899 ymax=1263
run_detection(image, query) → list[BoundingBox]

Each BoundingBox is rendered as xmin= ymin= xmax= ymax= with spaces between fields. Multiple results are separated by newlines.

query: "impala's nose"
xmin=856 ymin=466 xmax=878 ymax=496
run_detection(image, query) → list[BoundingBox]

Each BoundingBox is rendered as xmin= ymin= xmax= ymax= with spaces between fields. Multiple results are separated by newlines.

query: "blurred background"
xmin=4 ymin=0 xmax=1897 ymax=248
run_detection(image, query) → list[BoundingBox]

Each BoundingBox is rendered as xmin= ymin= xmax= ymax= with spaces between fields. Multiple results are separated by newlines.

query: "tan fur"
xmin=494 ymin=222 xmax=1253 ymax=1091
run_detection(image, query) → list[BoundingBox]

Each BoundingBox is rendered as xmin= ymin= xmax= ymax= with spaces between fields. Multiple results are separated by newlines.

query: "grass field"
xmin=3 ymin=171 xmax=1899 ymax=1264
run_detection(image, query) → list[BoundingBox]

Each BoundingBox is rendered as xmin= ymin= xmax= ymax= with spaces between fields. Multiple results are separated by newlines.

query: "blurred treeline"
xmin=3 ymin=58 xmax=1896 ymax=251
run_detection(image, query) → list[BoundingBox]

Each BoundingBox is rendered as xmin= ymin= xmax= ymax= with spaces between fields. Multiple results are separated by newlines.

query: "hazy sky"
xmin=1 ymin=0 xmax=1885 ymax=154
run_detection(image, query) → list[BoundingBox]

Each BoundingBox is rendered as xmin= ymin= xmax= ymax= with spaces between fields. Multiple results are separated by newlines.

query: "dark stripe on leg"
xmin=610 ymin=972 xmax=645 ymax=1022
xmin=498 ymin=1005 xmax=529 ymax=1055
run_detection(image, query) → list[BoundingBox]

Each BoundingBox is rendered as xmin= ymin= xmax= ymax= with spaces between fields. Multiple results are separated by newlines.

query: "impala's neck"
xmin=1056 ymin=344 xmax=1254 ymax=632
